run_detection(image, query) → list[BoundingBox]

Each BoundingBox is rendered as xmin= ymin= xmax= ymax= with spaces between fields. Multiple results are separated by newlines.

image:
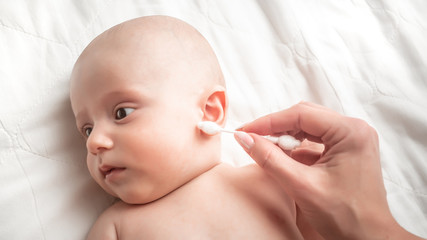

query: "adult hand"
xmin=235 ymin=102 xmax=423 ymax=240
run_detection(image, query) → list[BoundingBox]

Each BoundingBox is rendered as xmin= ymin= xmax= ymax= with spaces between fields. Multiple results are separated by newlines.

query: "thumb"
xmin=234 ymin=131 xmax=306 ymax=186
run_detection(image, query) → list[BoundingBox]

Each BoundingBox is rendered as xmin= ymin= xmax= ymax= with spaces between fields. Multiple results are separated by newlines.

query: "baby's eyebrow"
xmin=103 ymin=88 xmax=144 ymax=100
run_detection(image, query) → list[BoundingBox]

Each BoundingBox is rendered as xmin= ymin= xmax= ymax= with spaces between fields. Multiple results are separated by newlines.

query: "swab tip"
xmin=197 ymin=121 xmax=222 ymax=135
xmin=277 ymin=135 xmax=301 ymax=150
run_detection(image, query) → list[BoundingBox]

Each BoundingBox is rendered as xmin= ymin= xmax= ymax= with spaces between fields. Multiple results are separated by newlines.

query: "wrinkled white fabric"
xmin=1 ymin=1 xmax=426 ymax=239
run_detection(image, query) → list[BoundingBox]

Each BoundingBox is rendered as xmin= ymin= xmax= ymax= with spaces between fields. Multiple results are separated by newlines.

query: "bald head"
xmin=68 ymin=17 xmax=228 ymax=204
xmin=71 ymin=15 xmax=224 ymax=93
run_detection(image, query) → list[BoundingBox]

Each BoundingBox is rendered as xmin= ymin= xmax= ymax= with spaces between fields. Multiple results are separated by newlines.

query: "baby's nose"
xmin=86 ymin=127 xmax=114 ymax=154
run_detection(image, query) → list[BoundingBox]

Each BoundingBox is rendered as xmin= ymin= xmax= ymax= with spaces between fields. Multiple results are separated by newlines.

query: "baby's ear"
xmin=202 ymin=87 xmax=228 ymax=126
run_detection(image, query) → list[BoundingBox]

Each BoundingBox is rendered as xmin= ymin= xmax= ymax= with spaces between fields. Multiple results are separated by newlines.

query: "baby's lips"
xmin=99 ymin=164 xmax=116 ymax=176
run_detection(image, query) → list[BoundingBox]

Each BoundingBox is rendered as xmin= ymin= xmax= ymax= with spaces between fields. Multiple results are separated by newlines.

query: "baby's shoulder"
xmin=230 ymin=163 xmax=295 ymax=207
xmin=86 ymin=201 xmax=124 ymax=240
xmin=231 ymin=163 xmax=282 ymax=189
xmin=94 ymin=200 xmax=130 ymax=227
xmin=88 ymin=200 xmax=168 ymax=239
xmin=204 ymin=163 xmax=278 ymax=192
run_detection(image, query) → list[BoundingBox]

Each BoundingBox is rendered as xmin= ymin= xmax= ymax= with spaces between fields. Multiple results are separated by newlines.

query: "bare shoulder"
xmin=231 ymin=163 xmax=294 ymax=202
xmin=234 ymin=164 xmax=325 ymax=240
xmin=87 ymin=200 xmax=152 ymax=240
xmin=86 ymin=202 xmax=122 ymax=240
xmin=236 ymin=163 xmax=276 ymax=181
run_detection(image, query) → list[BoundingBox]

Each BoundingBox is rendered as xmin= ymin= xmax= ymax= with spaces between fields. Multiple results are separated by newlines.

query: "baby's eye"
xmin=115 ymin=107 xmax=135 ymax=120
xmin=84 ymin=127 xmax=92 ymax=137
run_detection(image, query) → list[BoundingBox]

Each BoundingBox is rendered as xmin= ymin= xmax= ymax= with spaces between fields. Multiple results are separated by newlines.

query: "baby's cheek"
xmin=86 ymin=157 xmax=99 ymax=179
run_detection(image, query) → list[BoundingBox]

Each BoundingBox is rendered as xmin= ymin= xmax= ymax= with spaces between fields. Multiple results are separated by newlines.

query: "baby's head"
xmin=70 ymin=16 xmax=227 ymax=204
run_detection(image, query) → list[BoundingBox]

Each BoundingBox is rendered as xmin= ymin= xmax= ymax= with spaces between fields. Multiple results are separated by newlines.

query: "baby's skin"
xmin=90 ymin=163 xmax=306 ymax=239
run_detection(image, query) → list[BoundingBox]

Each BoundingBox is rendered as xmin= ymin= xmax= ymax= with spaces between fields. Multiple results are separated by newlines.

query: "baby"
xmin=70 ymin=15 xmax=322 ymax=239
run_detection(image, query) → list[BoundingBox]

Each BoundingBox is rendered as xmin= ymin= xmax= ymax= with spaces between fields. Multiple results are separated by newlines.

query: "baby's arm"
xmin=86 ymin=208 xmax=118 ymax=240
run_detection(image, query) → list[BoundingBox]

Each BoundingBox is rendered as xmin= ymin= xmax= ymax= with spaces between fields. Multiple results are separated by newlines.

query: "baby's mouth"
xmin=100 ymin=165 xmax=125 ymax=178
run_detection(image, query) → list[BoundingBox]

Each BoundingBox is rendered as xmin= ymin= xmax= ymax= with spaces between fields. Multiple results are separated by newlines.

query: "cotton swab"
xmin=197 ymin=121 xmax=301 ymax=150
xmin=197 ymin=121 xmax=238 ymax=135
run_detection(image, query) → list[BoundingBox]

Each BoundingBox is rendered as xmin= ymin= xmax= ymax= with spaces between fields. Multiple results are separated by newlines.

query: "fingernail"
xmin=235 ymin=122 xmax=248 ymax=131
xmin=235 ymin=131 xmax=254 ymax=150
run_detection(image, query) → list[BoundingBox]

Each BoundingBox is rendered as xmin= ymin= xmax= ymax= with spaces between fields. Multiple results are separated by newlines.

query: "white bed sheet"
xmin=1 ymin=1 xmax=426 ymax=239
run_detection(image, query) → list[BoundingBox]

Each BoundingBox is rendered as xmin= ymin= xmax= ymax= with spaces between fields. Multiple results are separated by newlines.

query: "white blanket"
xmin=1 ymin=1 xmax=426 ymax=239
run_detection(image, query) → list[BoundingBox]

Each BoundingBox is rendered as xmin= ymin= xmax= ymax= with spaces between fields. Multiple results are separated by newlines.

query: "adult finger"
xmin=234 ymin=132 xmax=309 ymax=188
xmin=240 ymin=102 xmax=348 ymax=147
